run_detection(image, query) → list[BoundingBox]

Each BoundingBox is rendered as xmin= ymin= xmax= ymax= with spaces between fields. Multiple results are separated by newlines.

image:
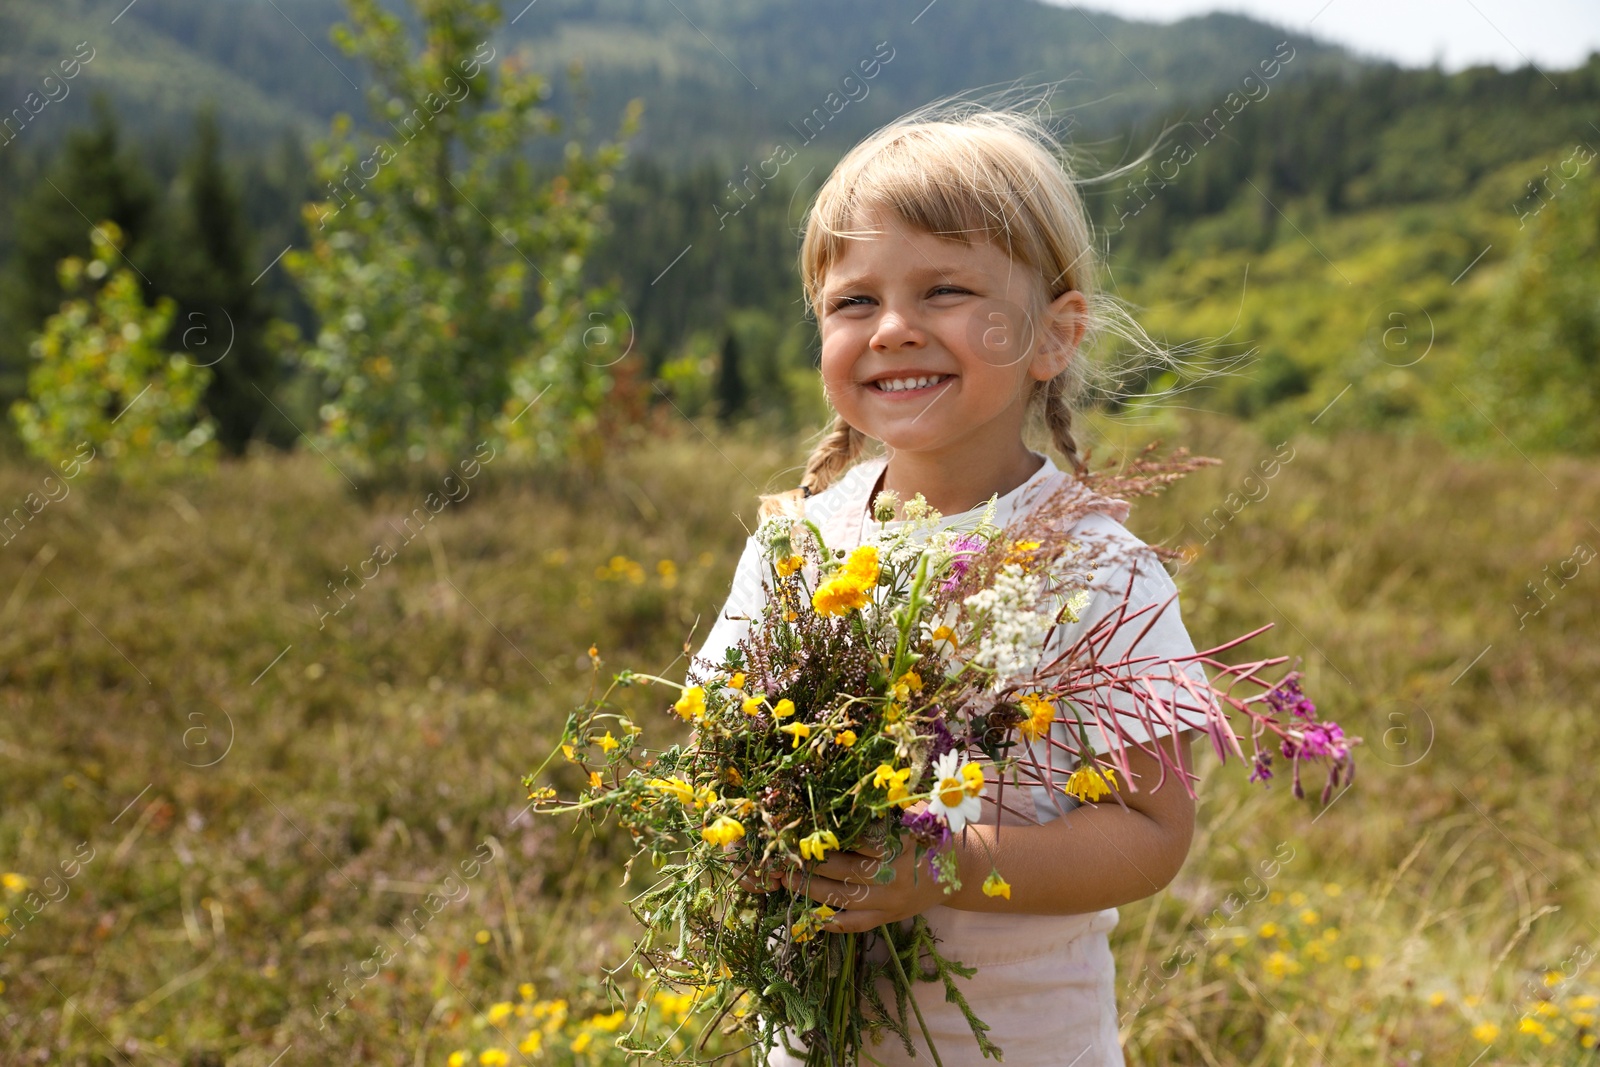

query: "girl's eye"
xmin=831 ymin=296 xmax=872 ymax=310
xmin=931 ymin=286 xmax=968 ymax=297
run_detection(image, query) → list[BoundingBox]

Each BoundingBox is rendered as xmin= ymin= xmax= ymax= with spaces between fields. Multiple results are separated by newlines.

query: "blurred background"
xmin=1 ymin=0 xmax=1598 ymax=1063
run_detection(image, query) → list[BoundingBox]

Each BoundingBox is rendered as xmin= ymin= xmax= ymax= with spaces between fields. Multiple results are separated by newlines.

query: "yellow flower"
xmin=588 ymin=771 xmax=603 ymax=789
xmin=595 ymin=731 xmax=619 ymax=753
xmin=800 ymin=830 xmax=840 ymax=861
xmin=570 ymin=1031 xmax=592 ymax=1053
xmin=517 ymin=1031 xmax=542 ymax=1055
xmin=479 ymin=1047 xmax=510 ymax=1066
xmin=693 ymin=785 xmax=718 ymax=809
xmin=844 ymin=544 xmax=880 ymax=583
xmin=834 ymin=729 xmax=857 ymax=747
xmin=982 ymin=871 xmax=1011 ymax=899
xmin=728 ymin=672 xmax=746 ymax=690
xmin=646 ymin=776 xmax=696 ymax=806
xmin=526 ymin=785 xmax=556 ymax=802
xmin=779 ymin=722 xmax=812 ymax=748
xmin=1298 ymin=908 xmax=1319 ymax=925
xmin=487 ymin=1001 xmax=514 ymax=1024
xmin=1426 ymin=991 xmax=1447 ymax=1007
xmin=1258 ymin=922 xmax=1279 ymax=938
xmin=812 ymin=572 xmax=870 ymax=615
xmin=0 ymin=873 xmax=26 ymax=893
xmin=590 ymin=1009 xmax=627 ymax=1031
xmin=673 ymin=686 xmax=706 ymax=721
xmin=772 ymin=699 xmax=796 ymax=719
xmin=961 ymin=761 xmax=986 ymax=798
xmin=560 ymin=743 xmax=577 ymax=762
xmin=701 ymin=816 xmax=746 ymax=847
xmin=518 ymin=983 xmax=536 ymax=1001
xmin=871 ymin=763 xmax=915 ymax=808
xmin=1344 ymin=955 xmax=1363 ymax=970
xmin=776 ymin=554 xmax=804 ymax=577
xmin=475 ymin=929 xmax=491 ymax=944
xmin=448 ymin=1053 xmax=469 ymax=1067
xmin=1017 ymin=693 xmax=1055 ymax=741
xmin=1005 ymin=539 xmax=1042 ymax=567
xmin=741 ymin=694 xmax=765 ymax=716
xmin=1470 ymin=1022 xmax=1499 ymax=1042
xmin=1063 ymin=765 xmax=1118 ymax=802
xmin=1518 ymin=1017 xmax=1545 ymax=1035
xmin=791 ymin=904 xmax=837 ymax=943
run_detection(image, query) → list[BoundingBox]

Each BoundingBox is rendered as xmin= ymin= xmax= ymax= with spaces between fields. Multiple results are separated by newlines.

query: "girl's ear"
xmin=1031 ymin=289 xmax=1089 ymax=381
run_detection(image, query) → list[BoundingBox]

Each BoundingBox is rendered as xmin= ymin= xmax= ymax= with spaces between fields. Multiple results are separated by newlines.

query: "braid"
xmin=757 ymin=413 xmax=867 ymax=522
xmin=1042 ymin=373 xmax=1088 ymax=479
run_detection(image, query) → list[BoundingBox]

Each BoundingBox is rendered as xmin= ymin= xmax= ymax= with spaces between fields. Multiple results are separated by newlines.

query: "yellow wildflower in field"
xmin=779 ymin=722 xmax=812 ymax=748
xmin=448 ymin=1053 xmax=469 ymax=1067
xmin=487 ymin=1001 xmax=513 ymax=1024
xmin=673 ymin=686 xmax=706 ymax=722
xmin=741 ymin=694 xmax=765 ymax=716
xmin=590 ymin=1009 xmax=626 ymax=1031
xmin=1263 ymin=951 xmax=1301 ymax=978
xmin=570 ymin=1032 xmax=592 ymax=1053
xmin=982 ymin=871 xmax=1011 ymax=899
xmin=1064 ymin=765 xmax=1118 ymax=802
xmin=517 ymin=1031 xmax=542 ymax=1055
xmin=0 ymin=873 xmax=26 ymax=893
xmin=1470 ymin=1022 xmax=1499 ymax=1042
xmin=475 ymin=930 xmax=491 ymax=945
xmin=1298 ymin=909 xmax=1319 ymax=925
xmin=518 ymin=983 xmax=536 ymax=1001
xmin=800 ymin=830 xmax=840 ymax=861
xmin=478 ymin=1049 xmax=509 ymax=1066
xmin=561 ymin=743 xmax=577 ymax=762
xmin=1427 ymin=991 xmax=1447 ymax=1007
xmin=1017 ymin=693 xmax=1055 ymax=741
xmin=588 ymin=771 xmax=603 ymax=789
xmin=772 ymin=699 xmax=796 ymax=719
xmin=701 ymin=816 xmax=745 ymax=847
xmin=1344 ymin=955 xmax=1363 ymax=970
xmin=835 ymin=729 xmax=857 ymax=747
xmin=595 ymin=731 xmax=619 ymax=753
xmin=1258 ymin=922 xmax=1280 ymax=938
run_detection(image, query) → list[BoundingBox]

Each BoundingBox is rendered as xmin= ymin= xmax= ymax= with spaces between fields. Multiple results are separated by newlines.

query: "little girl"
xmin=691 ymin=102 xmax=1211 ymax=1067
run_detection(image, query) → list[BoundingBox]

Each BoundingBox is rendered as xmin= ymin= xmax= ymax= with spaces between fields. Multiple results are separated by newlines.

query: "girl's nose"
xmin=870 ymin=306 xmax=924 ymax=351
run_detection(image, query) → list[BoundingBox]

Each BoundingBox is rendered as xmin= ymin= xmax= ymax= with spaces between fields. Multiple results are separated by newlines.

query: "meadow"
xmin=1 ymin=409 xmax=1598 ymax=1065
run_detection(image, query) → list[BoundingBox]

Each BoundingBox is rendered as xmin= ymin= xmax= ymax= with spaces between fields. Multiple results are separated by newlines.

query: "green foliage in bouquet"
xmin=524 ymin=448 xmax=1360 ymax=1066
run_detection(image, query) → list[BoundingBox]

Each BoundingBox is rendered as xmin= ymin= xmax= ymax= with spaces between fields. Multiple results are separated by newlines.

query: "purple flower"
xmin=901 ymin=808 xmax=954 ymax=878
xmin=1266 ymin=672 xmax=1317 ymax=722
xmin=926 ymin=716 xmax=959 ymax=764
xmin=1249 ymin=750 xmax=1274 ymax=784
xmin=939 ymin=535 xmax=987 ymax=592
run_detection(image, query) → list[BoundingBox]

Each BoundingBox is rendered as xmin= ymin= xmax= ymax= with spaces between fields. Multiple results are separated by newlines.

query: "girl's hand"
xmin=726 ymin=843 xmax=783 ymax=894
xmin=780 ymin=839 xmax=948 ymax=933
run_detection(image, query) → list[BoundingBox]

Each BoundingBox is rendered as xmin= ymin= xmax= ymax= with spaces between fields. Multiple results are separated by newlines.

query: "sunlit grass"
xmin=0 ymin=411 xmax=1595 ymax=1064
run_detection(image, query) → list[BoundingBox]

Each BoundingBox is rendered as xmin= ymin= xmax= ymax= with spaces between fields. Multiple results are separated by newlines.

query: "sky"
xmin=1048 ymin=0 xmax=1600 ymax=72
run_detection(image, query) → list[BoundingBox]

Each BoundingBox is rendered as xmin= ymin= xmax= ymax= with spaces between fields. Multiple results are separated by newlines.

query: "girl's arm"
xmin=783 ymin=728 xmax=1197 ymax=931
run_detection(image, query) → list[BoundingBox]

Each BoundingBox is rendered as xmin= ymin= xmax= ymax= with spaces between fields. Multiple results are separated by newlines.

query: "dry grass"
xmin=0 ymin=411 xmax=1595 ymax=1064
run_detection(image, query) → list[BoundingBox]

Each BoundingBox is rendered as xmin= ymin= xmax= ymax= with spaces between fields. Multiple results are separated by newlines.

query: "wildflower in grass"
xmin=929 ymin=751 xmax=984 ymax=833
xmin=1064 ymin=764 xmax=1118 ymax=802
xmin=673 ymin=686 xmax=706 ymax=722
xmin=1249 ymin=749 xmax=1273 ymax=784
xmin=728 ymin=672 xmax=746 ymax=690
xmin=517 ymin=1032 xmax=542 ymax=1055
xmin=1258 ymin=922 xmax=1279 ymax=938
xmin=448 ymin=1052 xmax=469 ymax=1067
xmin=561 ymin=743 xmax=577 ymax=762
xmin=0 ymin=873 xmax=26 ymax=893
xmin=646 ymin=776 xmax=696 ymax=806
xmin=487 ymin=1001 xmax=513 ymax=1024
xmin=1344 ymin=955 xmax=1362 ymax=970
xmin=702 ymin=816 xmax=746 ymax=847
xmin=588 ymin=771 xmax=603 ymax=789
xmin=570 ymin=1031 xmax=592 ymax=1053
xmin=1017 ymin=693 xmax=1055 ymax=742
xmin=741 ymin=694 xmax=765 ymax=716
xmin=800 ymin=830 xmax=840 ymax=861
xmin=1471 ymin=1022 xmax=1499 ymax=1042
xmin=834 ymin=729 xmax=857 ymax=747
xmin=595 ymin=731 xmax=619 ymax=753
xmin=772 ymin=699 xmax=796 ymax=719
xmin=982 ymin=871 xmax=1011 ymax=899
xmin=779 ymin=722 xmax=811 ymax=748
xmin=478 ymin=1048 xmax=509 ymax=1066
xmin=475 ymin=930 xmax=491 ymax=944
xmin=518 ymin=983 xmax=535 ymax=1001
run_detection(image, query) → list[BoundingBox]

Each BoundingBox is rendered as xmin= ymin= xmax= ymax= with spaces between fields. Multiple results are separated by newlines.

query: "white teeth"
xmin=875 ymin=375 xmax=947 ymax=392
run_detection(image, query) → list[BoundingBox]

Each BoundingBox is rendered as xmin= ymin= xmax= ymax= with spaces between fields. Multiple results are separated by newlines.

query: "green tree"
xmin=714 ymin=330 xmax=746 ymax=425
xmin=282 ymin=0 xmax=641 ymax=474
xmin=159 ymin=107 xmax=280 ymax=456
xmin=9 ymin=222 xmax=217 ymax=467
xmin=1456 ymin=162 xmax=1600 ymax=454
xmin=0 ymin=96 xmax=159 ymax=401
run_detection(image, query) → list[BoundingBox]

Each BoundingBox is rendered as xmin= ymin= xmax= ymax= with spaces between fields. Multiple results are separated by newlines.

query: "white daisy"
xmin=927 ymin=750 xmax=985 ymax=833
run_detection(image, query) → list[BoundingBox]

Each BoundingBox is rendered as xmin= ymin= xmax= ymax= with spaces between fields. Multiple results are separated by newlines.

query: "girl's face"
xmin=817 ymin=206 xmax=1086 ymax=461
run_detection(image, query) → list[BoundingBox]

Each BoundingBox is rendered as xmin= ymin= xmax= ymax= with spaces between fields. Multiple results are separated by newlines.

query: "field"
xmin=2 ymin=410 xmax=1598 ymax=1065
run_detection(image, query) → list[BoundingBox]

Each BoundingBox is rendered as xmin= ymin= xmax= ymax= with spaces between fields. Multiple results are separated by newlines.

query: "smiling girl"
xmin=693 ymin=100 xmax=1210 ymax=1066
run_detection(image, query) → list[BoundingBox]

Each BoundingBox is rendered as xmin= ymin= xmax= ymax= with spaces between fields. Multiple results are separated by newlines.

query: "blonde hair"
xmin=759 ymin=92 xmax=1174 ymax=523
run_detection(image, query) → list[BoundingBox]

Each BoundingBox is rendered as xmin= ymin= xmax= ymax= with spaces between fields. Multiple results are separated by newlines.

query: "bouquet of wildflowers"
xmin=523 ymin=447 xmax=1359 ymax=1066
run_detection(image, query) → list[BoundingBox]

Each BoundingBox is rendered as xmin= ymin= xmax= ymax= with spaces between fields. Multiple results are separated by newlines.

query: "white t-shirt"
xmin=690 ymin=450 xmax=1214 ymax=823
